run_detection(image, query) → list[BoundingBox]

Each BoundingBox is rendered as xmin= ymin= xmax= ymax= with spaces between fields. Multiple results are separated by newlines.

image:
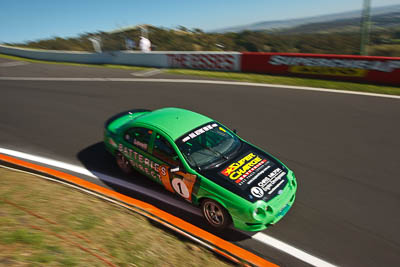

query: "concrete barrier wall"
xmin=0 ymin=45 xmax=241 ymax=71
xmin=0 ymin=45 xmax=104 ymax=64
xmin=1 ymin=45 xmax=399 ymax=84
xmin=110 ymin=51 xmax=168 ymax=67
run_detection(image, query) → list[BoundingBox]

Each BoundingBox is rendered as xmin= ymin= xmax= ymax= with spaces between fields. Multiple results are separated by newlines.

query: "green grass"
xmin=0 ymin=229 xmax=43 ymax=246
xmin=1 ymin=52 xmax=399 ymax=96
xmin=57 ymin=255 xmax=78 ymax=266
xmin=28 ymin=252 xmax=55 ymax=264
xmin=66 ymin=208 xmax=102 ymax=230
xmin=0 ymin=167 xmax=233 ymax=267
xmin=166 ymin=69 xmax=400 ymax=96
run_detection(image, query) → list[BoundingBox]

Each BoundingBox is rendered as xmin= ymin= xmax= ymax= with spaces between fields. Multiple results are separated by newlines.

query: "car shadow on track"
xmin=77 ymin=142 xmax=252 ymax=242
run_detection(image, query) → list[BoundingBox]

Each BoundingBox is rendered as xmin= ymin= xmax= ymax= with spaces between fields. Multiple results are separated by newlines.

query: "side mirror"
xmin=170 ymin=166 xmax=180 ymax=173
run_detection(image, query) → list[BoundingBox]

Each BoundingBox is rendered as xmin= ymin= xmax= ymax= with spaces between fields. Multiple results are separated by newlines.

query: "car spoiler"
xmin=104 ymin=109 xmax=151 ymax=129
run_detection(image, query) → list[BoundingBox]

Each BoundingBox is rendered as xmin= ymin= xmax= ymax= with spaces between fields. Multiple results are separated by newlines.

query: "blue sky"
xmin=1 ymin=0 xmax=399 ymax=43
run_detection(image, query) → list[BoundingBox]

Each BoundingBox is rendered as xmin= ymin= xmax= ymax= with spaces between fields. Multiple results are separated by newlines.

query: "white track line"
xmin=0 ymin=147 xmax=200 ymax=217
xmin=0 ymin=76 xmax=398 ymax=99
xmin=0 ymin=61 xmax=29 ymax=67
xmin=252 ymin=233 xmax=337 ymax=267
xmin=131 ymin=69 xmax=163 ymax=77
xmin=0 ymin=147 xmax=338 ymax=266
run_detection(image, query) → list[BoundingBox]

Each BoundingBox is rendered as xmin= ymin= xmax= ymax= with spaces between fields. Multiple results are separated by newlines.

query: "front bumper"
xmin=232 ymin=172 xmax=297 ymax=232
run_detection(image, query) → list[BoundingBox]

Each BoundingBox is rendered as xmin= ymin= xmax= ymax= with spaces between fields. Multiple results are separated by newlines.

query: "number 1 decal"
xmin=171 ymin=172 xmax=197 ymax=201
xmin=159 ymin=164 xmax=197 ymax=202
xmin=172 ymin=178 xmax=190 ymax=199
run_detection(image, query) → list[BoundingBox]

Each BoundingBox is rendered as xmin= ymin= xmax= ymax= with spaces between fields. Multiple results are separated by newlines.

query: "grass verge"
xmin=0 ymin=167 xmax=232 ymax=267
xmin=165 ymin=69 xmax=400 ymax=96
xmin=1 ymin=52 xmax=399 ymax=96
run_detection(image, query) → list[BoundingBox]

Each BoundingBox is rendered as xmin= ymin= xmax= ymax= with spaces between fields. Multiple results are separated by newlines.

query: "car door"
xmin=151 ymin=132 xmax=198 ymax=202
xmin=119 ymin=126 xmax=162 ymax=183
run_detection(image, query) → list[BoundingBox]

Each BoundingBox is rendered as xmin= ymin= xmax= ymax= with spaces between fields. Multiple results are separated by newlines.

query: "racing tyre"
xmin=201 ymin=199 xmax=232 ymax=230
xmin=116 ymin=152 xmax=133 ymax=174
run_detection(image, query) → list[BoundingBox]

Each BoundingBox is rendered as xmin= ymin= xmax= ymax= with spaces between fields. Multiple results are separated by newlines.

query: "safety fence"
xmin=1 ymin=45 xmax=399 ymax=85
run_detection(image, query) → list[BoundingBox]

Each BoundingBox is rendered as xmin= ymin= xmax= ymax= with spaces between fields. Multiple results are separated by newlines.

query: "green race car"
xmin=104 ymin=107 xmax=297 ymax=231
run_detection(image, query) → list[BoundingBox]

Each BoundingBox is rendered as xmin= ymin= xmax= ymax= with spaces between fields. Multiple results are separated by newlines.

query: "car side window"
xmin=153 ymin=134 xmax=179 ymax=166
xmin=124 ymin=127 xmax=152 ymax=151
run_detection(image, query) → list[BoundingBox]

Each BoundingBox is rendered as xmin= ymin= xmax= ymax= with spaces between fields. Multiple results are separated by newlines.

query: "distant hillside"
xmin=6 ymin=11 xmax=400 ymax=57
xmin=274 ymin=11 xmax=400 ymax=34
xmin=214 ymin=4 xmax=400 ymax=33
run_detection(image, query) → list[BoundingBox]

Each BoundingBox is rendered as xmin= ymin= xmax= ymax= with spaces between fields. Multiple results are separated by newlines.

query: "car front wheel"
xmin=201 ymin=199 xmax=231 ymax=230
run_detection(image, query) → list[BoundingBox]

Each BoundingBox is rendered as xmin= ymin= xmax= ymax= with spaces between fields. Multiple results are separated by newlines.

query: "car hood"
xmin=199 ymin=142 xmax=288 ymax=203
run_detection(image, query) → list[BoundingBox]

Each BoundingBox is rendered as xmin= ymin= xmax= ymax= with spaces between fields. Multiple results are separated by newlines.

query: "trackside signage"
xmin=241 ymin=52 xmax=400 ymax=85
xmin=167 ymin=53 xmax=241 ymax=71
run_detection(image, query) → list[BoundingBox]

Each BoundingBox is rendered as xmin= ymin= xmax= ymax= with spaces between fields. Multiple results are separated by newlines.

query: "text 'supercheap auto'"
xmin=104 ymin=107 xmax=297 ymax=231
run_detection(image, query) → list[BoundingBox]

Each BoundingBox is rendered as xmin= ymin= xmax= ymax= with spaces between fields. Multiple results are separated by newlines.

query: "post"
xmin=360 ymin=0 xmax=371 ymax=56
xmin=89 ymin=36 xmax=102 ymax=53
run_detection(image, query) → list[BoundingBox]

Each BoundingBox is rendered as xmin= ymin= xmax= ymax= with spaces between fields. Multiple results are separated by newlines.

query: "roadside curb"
xmin=0 ymin=153 xmax=277 ymax=267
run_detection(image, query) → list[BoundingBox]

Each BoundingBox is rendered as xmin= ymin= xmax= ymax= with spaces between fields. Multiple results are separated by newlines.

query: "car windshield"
xmin=176 ymin=122 xmax=241 ymax=169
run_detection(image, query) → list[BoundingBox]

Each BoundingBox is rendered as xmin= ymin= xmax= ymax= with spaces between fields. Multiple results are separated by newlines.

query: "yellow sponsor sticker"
xmin=289 ymin=66 xmax=367 ymax=77
xmin=221 ymin=153 xmax=256 ymax=178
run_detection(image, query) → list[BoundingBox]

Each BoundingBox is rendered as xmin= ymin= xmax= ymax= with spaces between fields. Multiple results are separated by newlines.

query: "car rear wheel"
xmin=201 ymin=199 xmax=231 ymax=230
xmin=116 ymin=152 xmax=133 ymax=174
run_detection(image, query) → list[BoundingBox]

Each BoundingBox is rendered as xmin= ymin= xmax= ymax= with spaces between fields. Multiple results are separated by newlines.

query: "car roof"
xmin=134 ymin=107 xmax=213 ymax=141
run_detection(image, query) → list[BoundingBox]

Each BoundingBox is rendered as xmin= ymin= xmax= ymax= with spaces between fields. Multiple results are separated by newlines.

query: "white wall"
xmin=0 ymin=45 xmax=241 ymax=71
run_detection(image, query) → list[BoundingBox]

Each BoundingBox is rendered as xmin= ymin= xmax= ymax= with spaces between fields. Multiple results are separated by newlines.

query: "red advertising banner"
xmin=241 ymin=52 xmax=400 ymax=85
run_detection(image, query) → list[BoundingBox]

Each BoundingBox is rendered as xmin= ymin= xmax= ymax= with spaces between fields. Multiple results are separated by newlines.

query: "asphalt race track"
xmin=1 ymin=57 xmax=399 ymax=266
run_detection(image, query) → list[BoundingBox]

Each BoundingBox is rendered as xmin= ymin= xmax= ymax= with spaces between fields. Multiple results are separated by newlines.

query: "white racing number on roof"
xmin=182 ymin=123 xmax=218 ymax=143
